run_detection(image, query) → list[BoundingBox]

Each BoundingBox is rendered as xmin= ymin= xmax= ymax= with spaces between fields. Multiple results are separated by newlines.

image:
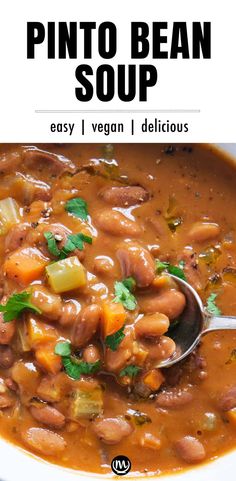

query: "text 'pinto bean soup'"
xmin=0 ymin=143 xmax=236 ymax=475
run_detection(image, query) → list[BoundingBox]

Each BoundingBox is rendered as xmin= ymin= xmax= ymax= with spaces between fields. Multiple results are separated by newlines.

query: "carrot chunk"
xmin=102 ymin=301 xmax=126 ymax=337
xmin=35 ymin=343 xmax=62 ymax=374
xmin=4 ymin=247 xmax=49 ymax=285
xmin=27 ymin=316 xmax=58 ymax=349
xmin=143 ymin=369 xmax=165 ymax=391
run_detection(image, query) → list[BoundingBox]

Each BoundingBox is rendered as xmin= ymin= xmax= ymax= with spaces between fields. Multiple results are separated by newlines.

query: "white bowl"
xmin=1 ymin=143 xmax=236 ymax=481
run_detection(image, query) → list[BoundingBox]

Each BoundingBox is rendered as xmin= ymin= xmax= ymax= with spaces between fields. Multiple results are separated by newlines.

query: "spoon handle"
xmin=203 ymin=315 xmax=236 ymax=333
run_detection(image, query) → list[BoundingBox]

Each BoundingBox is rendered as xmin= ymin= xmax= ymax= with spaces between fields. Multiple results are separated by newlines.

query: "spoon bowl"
xmin=156 ymin=275 xmax=236 ymax=368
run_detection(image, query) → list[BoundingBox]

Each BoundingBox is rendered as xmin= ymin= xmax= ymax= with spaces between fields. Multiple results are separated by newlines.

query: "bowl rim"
xmin=1 ymin=143 xmax=236 ymax=481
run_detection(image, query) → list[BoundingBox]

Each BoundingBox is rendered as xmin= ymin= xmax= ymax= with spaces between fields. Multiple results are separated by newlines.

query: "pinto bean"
xmin=0 ymin=151 xmax=21 ymax=173
xmin=139 ymin=289 xmax=186 ymax=320
xmin=93 ymin=256 xmax=115 ymax=276
xmin=105 ymin=327 xmax=134 ymax=372
xmin=30 ymin=405 xmax=65 ymax=429
xmin=188 ymin=222 xmax=220 ymax=243
xmin=83 ymin=345 xmax=100 ymax=363
xmin=156 ymin=387 xmax=194 ymax=409
xmin=117 ymin=241 xmax=155 ymax=287
xmin=0 ymin=345 xmax=15 ymax=368
xmin=92 ymin=417 xmax=133 ymax=445
xmin=59 ymin=300 xmax=81 ymax=326
xmin=23 ymin=175 xmax=52 ymax=204
xmin=141 ymin=336 xmax=176 ymax=364
xmin=95 ymin=209 xmax=142 ymax=237
xmin=174 ymin=436 xmax=206 ymax=463
xmin=180 ymin=248 xmax=202 ymax=291
xmin=0 ymin=312 xmax=16 ymax=345
xmin=30 ymin=286 xmax=62 ymax=321
xmin=218 ymin=386 xmax=236 ymax=411
xmin=5 ymin=223 xmax=31 ymax=252
xmin=99 ymin=186 xmax=149 ymax=207
xmin=22 ymin=427 xmax=66 ymax=456
xmin=135 ymin=313 xmax=170 ymax=338
xmin=23 ymin=148 xmax=76 ymax=174
xmin=0 ymin=378 xmax=15 ymax=407
xmin=72 ymin=304 xmax=102 ymax=348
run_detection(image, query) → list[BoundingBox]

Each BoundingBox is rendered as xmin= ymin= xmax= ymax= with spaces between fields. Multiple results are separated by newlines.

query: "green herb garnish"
xmin=122 ymin=277 xmax=136 ymax=292
xmin=105 ymin=325 xmax=125 ymax=351
xmin=62 ymin=357 xmax=100 ymax=380
xmin=65 ymin=197 xmax=88 ymax=220
xmin=61 ymin=233 xmax=92 ymax=258
xmin=54 ymin=341 xmax=100 ymax=380
xmin=44 ymin=231 xmax=92 ymax=260
xmin=44 ymin=232 xmax=61 ymax=257
xmin=206 ymin=293 xmax=222 ymax=316
xmin=0 ymin=292 xmax=41 ymax=322
xmin=114 ymin=279 xmax=137 ymax=311
xmin=155 ymin=259 xmax=186 ymax=281
xmin=119 ymin=365 xmax=141 ymax=378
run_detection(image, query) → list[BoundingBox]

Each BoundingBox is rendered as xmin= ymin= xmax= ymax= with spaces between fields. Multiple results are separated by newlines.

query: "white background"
xmin=0 ymin=0 xmax=235 ymax=142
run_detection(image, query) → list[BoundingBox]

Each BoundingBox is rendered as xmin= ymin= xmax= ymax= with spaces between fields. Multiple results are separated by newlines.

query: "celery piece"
xmin=0 ymin=197 xmax=21 ymax=235
xmin=46 ymin=256 xmax=86 ymax=293
xmin=69 ymin=385 xmax=103 ymax=419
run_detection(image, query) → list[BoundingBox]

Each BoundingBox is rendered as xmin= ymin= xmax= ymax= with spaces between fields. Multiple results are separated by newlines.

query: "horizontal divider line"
xmin=35 ymin=109 xmax=200 ymax=114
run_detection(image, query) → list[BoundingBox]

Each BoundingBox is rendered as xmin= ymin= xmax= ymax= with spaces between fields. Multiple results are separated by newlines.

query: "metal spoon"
xmin=156 ymin=275 xmax=236 ymax=368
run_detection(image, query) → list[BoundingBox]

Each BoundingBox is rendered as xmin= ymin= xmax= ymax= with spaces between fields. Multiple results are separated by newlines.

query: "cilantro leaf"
xmin=119 ymin=365 xmax=141 ymax=378
xmin=105 ymin=325 xmax=125 ymax=351
xmin=155 ymin=259 xmax=169 ymax=273
xmin=55 ymin=341 xmax=71 ymax=357
xmin=44 ymin=231 xmax=92 ymax=260
xmin=167 ymin=264 xmax=186 ymax=281
xmin=206 ymin=293 xmax=221 ymax=316
xmin=62 ymin=357 xmax=100 ymax=380
xmin=60 ymin=233 xmax=92 ymax=259
xmin=54 ymin=342 xmax=100 ymax=379
xmin=122 ymin=277 xmax=136 ymax=292
xmin=155 ymin=259 xmax=186 ymax=281
xmin=114 ymin=280 xmax=137 ymax=311
xmin=0 ymin=292 xmax=42 ymax=322
xmin=44 ymin=232 xmax=61 ymax=257
xmin=65 ymin=198 xmax=88 ymax=220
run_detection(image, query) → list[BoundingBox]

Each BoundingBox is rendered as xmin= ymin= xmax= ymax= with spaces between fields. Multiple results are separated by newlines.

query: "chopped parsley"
xmin=62 ymin=357 xmax=100 ymax=380
xmin=119 ymin=365 xmax=141 ymax=378
xmin=105 ymin=325 xmax=125 ymax=351
xmin=113 ymin=278 xmax=137 ymax=311
xmin=122 ymin=277 xmax=136 ymax=292
xmin=155 ymin=259 xmax=187 ymax=281
xmin=206 ymin=293 xmax=221 ymax=316
xmin=44 ymin=231 xmax=61 ymax=257
xmin=54 ymin=341 xmax=100 ymax=380
xmin=0 ymin=292 xmax=41 ymax=323
xmin=65 ymin=197 xmax=88 ymax=220
xmin=44 ymin=231 xmax=92 ymax=260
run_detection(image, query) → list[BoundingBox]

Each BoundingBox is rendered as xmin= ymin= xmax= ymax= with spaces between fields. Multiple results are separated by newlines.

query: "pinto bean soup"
xmin=0 ymin=143 xmax=236 ymax=475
